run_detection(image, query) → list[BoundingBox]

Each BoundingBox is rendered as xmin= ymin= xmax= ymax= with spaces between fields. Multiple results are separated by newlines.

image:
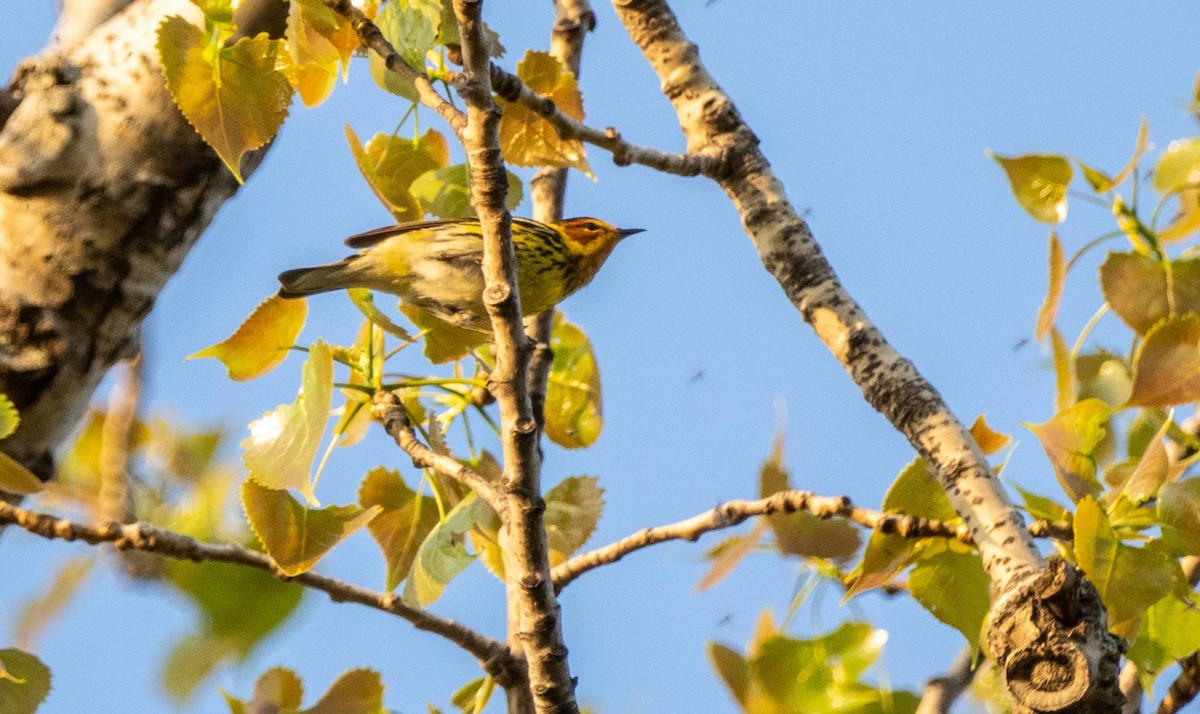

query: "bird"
xmin=278 ymin=216 xmax=644 ymax=330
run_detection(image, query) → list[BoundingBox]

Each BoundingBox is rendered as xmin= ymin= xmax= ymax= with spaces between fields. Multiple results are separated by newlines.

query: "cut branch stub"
xmin=985 ymin=557 xmax=1124 ymax=713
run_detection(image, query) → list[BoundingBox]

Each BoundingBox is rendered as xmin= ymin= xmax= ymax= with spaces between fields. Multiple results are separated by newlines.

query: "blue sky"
xmin=3 ymin=1 xmax=1200 ymax=712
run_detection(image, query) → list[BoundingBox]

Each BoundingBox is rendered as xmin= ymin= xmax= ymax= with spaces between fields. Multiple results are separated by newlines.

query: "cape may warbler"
xmin=278 ymin=217 xmax=643 ymax=329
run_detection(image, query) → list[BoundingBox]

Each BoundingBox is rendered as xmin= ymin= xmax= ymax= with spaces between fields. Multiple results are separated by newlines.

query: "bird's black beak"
xmin=617 ymin=228 xmax=646 ymax=238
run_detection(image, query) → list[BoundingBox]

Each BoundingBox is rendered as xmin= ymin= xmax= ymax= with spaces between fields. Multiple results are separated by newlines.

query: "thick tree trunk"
xmin=0 ymin=0 xmax=279 ymax=476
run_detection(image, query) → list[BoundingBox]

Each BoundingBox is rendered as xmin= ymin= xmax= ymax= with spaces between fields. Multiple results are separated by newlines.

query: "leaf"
xmin=1158 ymin=478 xmax=1200 ymax=556
xmin=1036 ymin=232 xmax=1065 ymax=340
xmin=497 ymin=51 xmax=592 ymax=177
xmin=307 ymin=669 xmax=385 ymax=714
xmin=969 ymin=414 xmax=1012 ymax=456
xmin=402 ymin=494 xmax=487 ymax=606
xmin=746 ymin=622 xmax=887 ymax=713
xmin=1116 ymin=419 xmax=1170 ymax=506
xmin=1050 ymin=328 xmax=1076 ymax=412
xmin=158 ymin=15 xmax=293 ymax=182
xmin=348 ymin=289 xmax=414 ymax=341
xmin=1076 ymin=352 xmax=1131 ymax=407
xmin=0 ymin=649 xmax=51 ymax=714
xmin=708 ymin=643 xmax=750 ymax=709
xmin=409 ymin=164 xmax=524 ymax=220
xmin=0 ymin=393 xmax=17 ymax=439
xmin=759 ymin=432 xmax=860 ymax=561
xmin=434 ymin=0 xmax=503 ymax=56
xmin=1128 ymin=315 xmax=1200 ymax=407
xmin=881 ymin=457 xmax=957 ymax=521
xmin=168 ymin=633 xmax=235 ymax=702
xmin=346 ymin=126 xmax=450 ymax=222
xmin=358 ymin=467 xmax=440 ymax=590
xmin=908 ymin=546 xmax=990 ymax=651
xmin=190 ymin=0 xmax=234 ymax=24
xmin=1154 ymin=137 xmax=1200 ymax=243
xmin=544 ymin=315 xmax=603 ymax=449
xmin=544 ymin=476 xmax=604 ymax=566
xmin=15 ymin=557 xmax=93 ymax=649
xmin=1073 ymin=497 xmax=1181 ymax=633
xmin=166 ymin=558 xmax=304 ymax=652
xmin=148 ymin=418 xmax=224 ymax=483
xmin=1026 ymin=399 xmax=1109 ymax=503
xmin=1127 ymin=592 xmax=1200 ymax=693
xmin=57 ymin=409 xmax=150 ymax=499
xmin=990 ymin=152 xmax=1072 ymax=223
xmin=696 ymin=521 xmax=766 ymax=592
xmin=1013 ymin=484 xmax=1070 ymax=523
xmin=1080 ymin=117 xmax=1148 ymax=193
xmin=285 ymin=0 xmax=349 ymax=106
xmin=241 ymin=340 xmax=333 ymax=504
xmin=188 ymin=294 xmax=308 ymax=381
xmin=375 ymin=0 xmax=439 ymax=71
xmin=242 ymin=478 xmax=380 ymax=576
xmin=844 ymin=531 xmax=916 ymax=598
xmin=0 ymin=451 xmax=42 ymax=495
xmin=399 ymin=304 xmax=488 ymax=364
xmin=1099 ymin=252 xmax=1200 ymax=335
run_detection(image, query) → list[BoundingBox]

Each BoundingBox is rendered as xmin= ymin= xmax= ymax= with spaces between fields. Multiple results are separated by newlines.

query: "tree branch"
xmin=1158 ymin=652 xmax=1200 ymax=714
xmin=605 ymin=0 xmax=1122 ymax=710
xmin=0 ymin=500 xmax=521 ymax=685
xmin=915 ymin=647 xmax=977 ymax=714
xmin=451 ymin=0 xmax=577 ymax=711
xmin=372 ymin=390 xmax=505 ymax=515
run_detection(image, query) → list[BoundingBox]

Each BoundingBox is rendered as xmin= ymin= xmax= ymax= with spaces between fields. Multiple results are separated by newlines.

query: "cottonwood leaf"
xmin=307 ymin=669 xmax=385 ymax=714
xmin=57 ymin=409 xmax=151 ymax=499
xmin=759 ymin=432 xmax=859 ymax=561
xmin=0 ymin=393 xmax=17 ymax=439
xmin=1115 ymin=419 xmax=1170 ymax=506
xmin=166 ymin=558 xmax=303 ymax=653
xmin=697 ymin=521 xmax=766 ymax=591
xmin=1050 ymin=327 xmax=1076 ymax=411
xmin=1076 ymin=352 xmax=1131 ymax=407
xmin=283 ymin=0 xmax=350 ymax=106
xmin=402 ymin=493 xmax=487 ymax=606
xmin=224 ymin=667 xmax=304 ymax=714
xmin=844 ymin=530 xmax=916 ymax=598
xmin=545 ymin=476 xmax=604 ymax=566
xmin=1128 ymin=315 xmax=1200 ymax=407
xmin=435 ymin=0 xmax=503 ymax=56
xmin=746 ymin=623 xmax=887 ymax=713
xmin=708 ymin=643 xmax=750 ymax=709
xmin=990 ymin=152 xmax=1072 ymax=223
xmin=1127 ymin=591 xmax=1200 ymax=693
xmin=158 ymin=15 xmax=292 ymax=182
xmin=166 ymin=633 xmax=235 ymax=702
xmin=0 ymin=452 xmax=42 ymax=495
xmin=399 ymin=304 xmax=488 ymax=364
xmin=1013 ymin=484 xmax=1070 ymax=523
xmin=544 ymin=315 xmax=603 ymax=449
xmin=358 ymin=467 xmax=440 ymax=590
xmin=190 ymin=0 xmax=233 ymax=24
xmin=908 ymin=546 xmax=989 ymax=651
xmin=1158 ymin=478 xmax=1200 ymax=556
xmin=242 ymin=478 xmax=379 ymax=576
xmin=1036 ymin=232 xmax=1065 ymax=340
xmin=1100 ymin=252 xmax=1200 ymax=335
xmin=0 ymin=649 xmax=51 ymax=714
xmin=409 ymin=164 xmax=523 ymax=219
xmin=346 ymin=126 xmax=449 ymax=222
xmin=1026 ymin=398 xmax=1109 ymax=502
xmin=348 ymin=289 xmax=413 ymax=341
xmin=969 ymin=414 xmax=1012 ymax=456
xmin=1154 ymin=137 xmax=1200 ymax=242
xmin=881 ymin=457 xmax=957 ymax=521
xmin=188 ymin=294 xmax=307 ymax=381
xmin=498 ymin=51 xmax=592 ymax=177
xmin=241 ymin=340 xmax=332 ymax=504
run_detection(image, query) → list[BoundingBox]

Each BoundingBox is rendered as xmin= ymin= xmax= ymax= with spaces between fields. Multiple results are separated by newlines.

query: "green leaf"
xmin=358 ymin=467 xmax=440 ymax=590
xmin=498 ymin=51 xmax=592 ymax=177
xmin=242 ymin=478 xmax=380 ymax=576
xmin=1154 ymin=137 xmax=1200 ymax=243
xmin=844 ymin=530 xmax=917 ymax=598
xmin=1036 ymin=232 xmax=1065 ymax=340
xmin=1127 ymin=592 xmax=1200 ymax=693
xmin=544 ymin=314 xmax=603 ymax=449
xmin=0 ymin=649 xmax=51 ymax=714
xmin=402 ymin=493 xmax=487 ymax=606
xmin=544 ymin=476 xmax=604 ymax=567
xmin=307 ymin=669 xmax=385 ymax=714
xmin=435 ymin=0 xmax=503 ymax=57
xmin=190 ymin=0 xmax=234 ymax=24
xmin=240 ymin=667 xmax=304 ymax=712
xmin=346 ymin=126 xmax=450 ymax=223
xmin=167 ymin=557 xmax=304 ymax=652
xmin=158 ymin=15 xmax=293 ymax=182
xmin=376 ymin=0 xmax=439 ymax=71
xmin=1114 ymin=418 xmax=1170 ymax=506
xmin=0 ymin=393 xmax=18 ymax=440
xmin=399 ymin=304 xmax=488 ymax=364
xmin=148 ymin=418 xmax=224 ymax=484
xmin=1158 ymin=478 xmax=1200 ymax=556
xmin=1128 ymin=315 xmax=1200 ymax=407
xmin=188 ymin=294 xmax=308 ymax=381
xmin=708 ymin=643 xmax=750 ymax=709
xmin=881 ymin=457 xmax=957 ymax=521
xmin=908 ymin=546 xmax=989 ymax=651
xmin=1013 ymin=484 xmax=1070 ymax=523
xmin=1050 ymin=328 xmax=1076 ymax=411
xmin=241 ymin=340 xmax=333 ymax=504
xmin=348 ymin=289 xmax=414 ymax=341
xmin=759 ymin=432 xmax=860 ymax=561
xmin=1073 ymin=497 xmax=1181 ymax=634
xmin=989 ymin=152 xmax=1072 ymax=223
xmin=746 ymin=623 xmax=886 ymax=713
xmin=1026 ymin=399 xmax=1109 ymax=503
xmin=409 ymin=164 xmax=524 ymax=220
xmin=1099 ymin=252 xmax=1200 ymax=335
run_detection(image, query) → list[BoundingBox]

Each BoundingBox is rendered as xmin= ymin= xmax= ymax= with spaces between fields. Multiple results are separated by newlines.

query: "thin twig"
xmin=371 ymin=391 xmax=505 ymax=514
xmin=0 ymin=500 xmax=520 ymax=684
xmin=915 ymin=647 xmax=977 ymax=714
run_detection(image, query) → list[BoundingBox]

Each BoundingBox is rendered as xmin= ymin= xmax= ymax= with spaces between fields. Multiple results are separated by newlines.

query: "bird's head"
xmin=558 ymin=217 xmax=644 ymax=259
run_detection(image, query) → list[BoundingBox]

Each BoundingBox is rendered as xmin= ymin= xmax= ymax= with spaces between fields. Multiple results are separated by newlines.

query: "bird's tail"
xmin=277 ymin=258 xmax=360 ymax=298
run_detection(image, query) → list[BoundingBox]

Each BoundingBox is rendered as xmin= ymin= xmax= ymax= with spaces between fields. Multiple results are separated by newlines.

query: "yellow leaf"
xmin=1081 ymin=117 xmax=1148 ymax=193
xmin=990 ymin=152 xmax=1072 ymax=223
xmin=307 ymin=669 xmax=385 ymax=714
xmin=188 ymin=294 xmax=307 ymax=381
xmin=1027 ymin=399 xmax=1110 ymax=503
xmin=1128 ymin=315 xmax=1200 ymax=407
xmin=1100 ymin=252 xmax=1200 ymax=335
xmin=545 ymin=476 xmax=604 ymax=567
xmin=0 ymin=451 xmax=42 ymax=495
xmin=358 ymin=467 xmax=440 ymax=591
xmin=345 ymin=126 xmax=450 ymax=222
xmin=544 ymin=314 xmax=602 ymax=448
xmin=0 ymin=393 xmax=18 ymax=440
xmin=399 ymin=304 xmax=487 ymax=364
xmin=969 ymin=414 xmax=1011 ymax=456
xmin=1050 ymin=327 xmax=1076 ymax=412
xmin=158 ymin=16 xmax=293 ymax=182
xmin=284 ymin=0 xmax=342 ymax=106
xmin=1154 ymin=137 xmax=1200 ymax=243
xmin=1035 ymin=232 xmax=1065 ymax=341
xmin=242 ymin=478 xmax=379 ymax=576
xmin=498 ymin=50 xmax=592 ymax=177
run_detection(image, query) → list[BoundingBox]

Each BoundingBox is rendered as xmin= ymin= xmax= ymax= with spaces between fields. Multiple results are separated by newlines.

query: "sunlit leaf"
xmin=348 ymin=289 xmax=414 ymax=341
xmin=224 ymin=667 xmax=304 ymax=714
xmin=346 ymin=126 xmax=450 ymax=222
xmin=498 ymin=51 xmax=592 ymax=177
xmin=1115 ymin=419 xmax=1170 ymax=506
xmin=409 ymin=164 xmax=524 ymax=219
xmin=544 ymin=315 xmax=603 ymax=449
xmin=0 ymin=649 xmax=51 ymax=714
xmin=1100 ymin=252 xmax=1200 ymax=335
xmin=378 ymin=0 xmax=439 ymax=71
xmin=844 ymin=530 xmax=916 ymax=598
xmin=166 ymin=558 xmax=304 ymax=653
xmin=708 ymin=643 xmax=750 ymax=709
xmin=15 ymin=557 xmax=93 ymax=649
xmin=188 ymin=294 xmax=308 ymax=381
xmin=285 ymin=0 xmax=346 ymax=106
xmin=1013 ymin=484 xmax=1070 ymax=523
xmin=333 ymin=320 xmax=383 ymax=448
xmin=57 ymin=409 xmax=151 ymax=500
xmin=544 ymin=476 xmax=604 ymax=567
xmin=358 ymin=467 xmax=440 ymax=590
xmin=1154 ymin=137 xmax=1200 ymax=242
xmin=399 ymin=304 xmax=488 ymax=364
xmin=242 ymin=478 xmax=379 ymax=576
xmin=190 ymin=0 xmax=233 ymax=24
xmin=1158 ymin=478 xmax=1200 ymax=556
xmin=1128 ymin=315 xmax=1200 ymax=407
xmin=969 ymin=414 xmax=1012 ymax=456
xmin=307 ymin=669 xmax=386 ymax=714
xmin=0 ymin=451 xmax=42 ymax=495
xmin=241 ymin=340 xmax=332 ymax=504
xmin=1050 ymin=328 xmax=1075 ymax=412
xmin=908 ymin=545 xmax=989 ymax=650
xmin=990 ymin=152 xmax=1072 ymax=223
xmin=697 ymin=521 xmax=766 ymax=592
xmin=759 ymin=432 xmax=860 ymax=561
xmin=882 ymin=457 xmax=957 ymax=521
xmin=0 ymin=393 xmax=17 ymax=440
xmin=1127 ymin=591 xmax=1200 ymax=693
xmin=434 ymin=0 xmax=503 ymax=56
xmin=746 ymin=622 xmax=887 ymax=713
xmin=1027 ymin=399 xmax=1109 ymax=502
xmin=1036 ymin=232 xmax=1065 ymax=340
xmin=1076 ymin=352 xmax=1131 ymax=407
xmin=449 ymin=676 xmax=494 ymax=713
xmin=158 ymin=16 xmax=293 ymax=182
xmin=402 ymin=493 xmax=487 ymax=606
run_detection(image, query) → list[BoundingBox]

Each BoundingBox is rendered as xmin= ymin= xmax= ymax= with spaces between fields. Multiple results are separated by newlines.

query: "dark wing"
xmin=344 ymin=220 xmax=469 ymax=249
